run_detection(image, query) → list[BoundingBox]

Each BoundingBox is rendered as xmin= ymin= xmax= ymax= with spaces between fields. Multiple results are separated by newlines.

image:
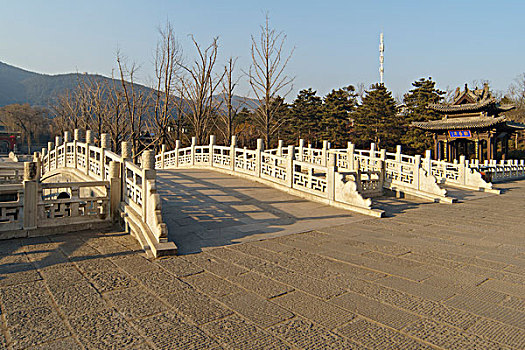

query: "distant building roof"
xmin=411 ymin=116 xmax=525 ymax=131
xmin=427 ymin=83 xmax=515 ymax=115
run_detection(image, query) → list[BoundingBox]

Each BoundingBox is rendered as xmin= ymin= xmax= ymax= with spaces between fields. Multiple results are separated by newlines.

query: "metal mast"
xmin=379 ymin=32 xmax=384 ymax=84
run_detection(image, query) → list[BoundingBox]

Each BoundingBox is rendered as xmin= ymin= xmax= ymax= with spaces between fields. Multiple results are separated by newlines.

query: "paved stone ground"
xmin=0 ymin=174 xmax=524 ymax=349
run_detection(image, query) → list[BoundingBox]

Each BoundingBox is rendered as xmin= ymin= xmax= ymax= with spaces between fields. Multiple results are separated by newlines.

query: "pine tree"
xmin=351 ymin=83 xmax=401 ymax=150
xmin=286 ymin=88 xmax=322 ymax=145
xmin=321 ymin=86 xmax=357 ymax=147
xmin=402 ymin=77 xmax=445 ymax=154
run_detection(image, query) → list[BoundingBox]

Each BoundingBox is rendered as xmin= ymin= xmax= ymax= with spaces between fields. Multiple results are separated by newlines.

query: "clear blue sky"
xmin=1 ymin=0 xmax=524 ymax=100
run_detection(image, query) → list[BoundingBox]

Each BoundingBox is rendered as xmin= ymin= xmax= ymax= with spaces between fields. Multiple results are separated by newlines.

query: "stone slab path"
xmin=157 ymin=169 xmax=370 ymax=254
xmin=0 ymin=176 xmax=524 ymax=349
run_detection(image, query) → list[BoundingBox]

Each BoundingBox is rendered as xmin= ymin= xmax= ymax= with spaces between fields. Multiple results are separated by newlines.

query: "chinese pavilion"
xmin=412 ymin=83 xmax=524 ymax=161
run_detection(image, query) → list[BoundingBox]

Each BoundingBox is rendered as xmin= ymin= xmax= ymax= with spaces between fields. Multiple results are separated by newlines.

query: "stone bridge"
xmin=1 ymin=129 xmax=525 ymax=257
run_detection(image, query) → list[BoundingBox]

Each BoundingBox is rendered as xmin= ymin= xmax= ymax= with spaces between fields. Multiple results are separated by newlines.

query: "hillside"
xmin=0 ymin=61 xmax=257 ymax=110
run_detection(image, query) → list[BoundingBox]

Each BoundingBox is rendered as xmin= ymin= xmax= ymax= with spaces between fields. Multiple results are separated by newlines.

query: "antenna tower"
xmin=379 ymin=32 xmax=384 ymax=84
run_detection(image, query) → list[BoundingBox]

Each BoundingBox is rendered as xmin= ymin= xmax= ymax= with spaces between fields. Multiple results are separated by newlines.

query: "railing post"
xmin=209 ymin=135 xmax=215 ymax=167
xmin=100 ymin=133 xmax=110 ymax=179
xmin=424 ymin=150 xmax=432 ymax=172
xmin=277 ymin=140 xmax=284 ymax=157
xmin=47 ymin=141 xmax=54 ymax=170
xmin=256 ymin=138 xmax=264 ymax=178
xmin=33 ymin=152 xmax=41 ymax=181
xmin=458 ymin=155 xmax=467 ymax=185
xmin=298 ymin=139 xmax=305 ymax=161
xmin=322 ymin=140 xmax=329 ymax=166
xmin=63 ymin=131 xmax=71 ymax=167
xmin=109 ymin=161 xmax=122 ymax=222
xmin=327 ymin=152 xmax=336 ymax=201
xmin=73 ymin=129 xmax=81 ymax=170
xmin=395 ymin=145 xmax=402 ymax=162
xmin=141 ymin=150 xmax=156 ymax=222
xmin=161 ymin=144 xmax=166 ymax=169
xmin=23 ymin=162 xmax=38 ymax=230
xmin=286 ymin=145 xmax=295 ymax=188
xmin=347 ymin=142 xmax=355 ymax=171
xmin=41 ymin=148 xmax=47 ymax=174
xmin=85 ymin=130 xmax=93 ymax=176
xmin=121 ymin=141 xmax=132 ymax=199
xmin=191 ymin=137 xmax=196 ymax=166
xmin=55 ymin=135 xmax=62 ymax=168
xmin=230 ymin=136 xmax=236 ymax=171
xmin=379 ymin=149 xmax=386 ymax=188
xmin=175 ymin=140 xmax=180 ymax=168
xmin=414 ymin=155 xmax=421 ymax=190
xmin=370 ymin=143 xmax=376 ymax=158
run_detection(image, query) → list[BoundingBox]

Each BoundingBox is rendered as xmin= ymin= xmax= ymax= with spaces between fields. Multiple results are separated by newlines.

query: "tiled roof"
xmin=428 ymin=98 xmax=497 ymax=112
xmin=411 ymin=116 xmax=524 ymax=130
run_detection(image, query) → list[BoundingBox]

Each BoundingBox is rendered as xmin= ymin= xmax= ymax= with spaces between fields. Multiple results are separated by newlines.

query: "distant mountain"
xmin=0 ymin=61 xmax=257 ymax=110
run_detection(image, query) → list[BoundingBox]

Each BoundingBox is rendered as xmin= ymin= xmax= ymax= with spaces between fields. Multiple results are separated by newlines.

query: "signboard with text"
xmin=448 ymin=130 xmax=471 ymax=138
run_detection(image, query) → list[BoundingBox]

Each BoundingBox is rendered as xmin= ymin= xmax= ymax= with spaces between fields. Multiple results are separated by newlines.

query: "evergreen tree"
xmin=321 ymin=85 xmax=357 ymax=147
xmin=351 ymin=83 xmax=401 ymax=150
xmin=402 ymin=77 xmax=445 ymax=154
xmin=286 ymin=88 xmax=322 ymax=145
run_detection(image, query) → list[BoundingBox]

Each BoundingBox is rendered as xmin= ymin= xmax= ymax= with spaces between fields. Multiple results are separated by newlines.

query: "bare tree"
xmin=217 ymin=57 xmax=243 ymax=145
xmin=117 ymin=51 xmax=149 ymax=158
xmin=180 ymin=36 xmax=223 ymax=145
xmin=248 ymin=14 xmax=294 ymax=147
xmin=51 ymin=89 xmax=82 ymax=133
xmin=0 ymin=104 xmax=49 ymax=153
xmin=151 ymin=21 xmax=183 ymax=150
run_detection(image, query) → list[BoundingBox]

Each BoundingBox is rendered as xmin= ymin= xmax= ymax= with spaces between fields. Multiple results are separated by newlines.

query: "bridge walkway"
xmin=157 ymin=169 xmax=370 ymax=254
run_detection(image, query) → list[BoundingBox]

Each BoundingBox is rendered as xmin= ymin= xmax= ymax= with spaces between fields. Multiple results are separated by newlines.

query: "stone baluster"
xmin=73 ymin=129 xmax=81 ymax=170
xmin=424 ymin=150 xmax=432 ymax=172
xmin=85 ymin=130 xmax=93 ymax=176
xmin=41 ymin=148 xmax=47 ymax=174
xmin=414 ymin=155 xmax=422 ymax=190
xmin=243 ymin=147 xmax=248 ymax=170
xmin=175 ymin=140 xmax=180 ymax=168
xmin=100 ymin=133 xmax=110 ymax=179
xmin=347 ymin=142 xmax=355 ymax=171
xmin=459 ymin=155 xmax=466 ymax=185
xmin=23 ymin=162 xmax=38 ymax=230
xmin=256 ymin=138 xmax=264 ymax=178
xmin=47 ymin=141 xmax=54 ymax=170
xmin=209 ymin=135 xmax=215 ymax=167
xmin=395 ymin=145 xmax=402 ymax=162
xmin=327 ymin=152 xmax=336 ymax=201
xmin=160 ymin=144 xmax=166 ymax=169
xmin=286 ymin=145 xmax=295 ymax=188
xmin=277 ymin=140 xmax=284 ymax=157
xmin=108 ymin=161 xmax=122 ymax=222
xmin=379 ymin=149 xmax=386 ymax=188
xmin=322 ymin=140 xmax=329 ymax=166
xmin=120 ymin=141 xmax=132 ymax=199
xmin=230 ymin=136 xmax=236 ymax=171
xmin=298 ymin=139 xmax=305 ymax=161
xmin=141 ymin=150 xmax=156 ymax=221
xmin=33 ymin=152 xmax=41 ymax=180
xmin=63 ymin=131 xmax=71 ymax=167
xmin=55 ymin=135 xmax=62 ymax=168
xmin=190 ymin=137 xmax=196 ymax=166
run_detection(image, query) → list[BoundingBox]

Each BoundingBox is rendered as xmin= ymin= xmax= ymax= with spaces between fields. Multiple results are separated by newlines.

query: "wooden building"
xmin=412 ymin=83 xmax=525 ymax=161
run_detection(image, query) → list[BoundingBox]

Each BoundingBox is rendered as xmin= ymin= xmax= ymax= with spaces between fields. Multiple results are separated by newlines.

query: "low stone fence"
xmin=468 ymin=159 xmax=525 ymax=183
xmin=0 ymin=162 xmax=112 ymax=239
xmin=37 ymin=130 xmax=176 ymax=257
xmin=264 ymin=141 xmax=450 ymax=203
xmin=156 ymin=136 xmax=384 ymax=217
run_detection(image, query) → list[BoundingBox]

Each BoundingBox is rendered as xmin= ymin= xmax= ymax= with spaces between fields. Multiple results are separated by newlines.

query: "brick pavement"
xmin=0 ymin=175 xmax=524 ymax=349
